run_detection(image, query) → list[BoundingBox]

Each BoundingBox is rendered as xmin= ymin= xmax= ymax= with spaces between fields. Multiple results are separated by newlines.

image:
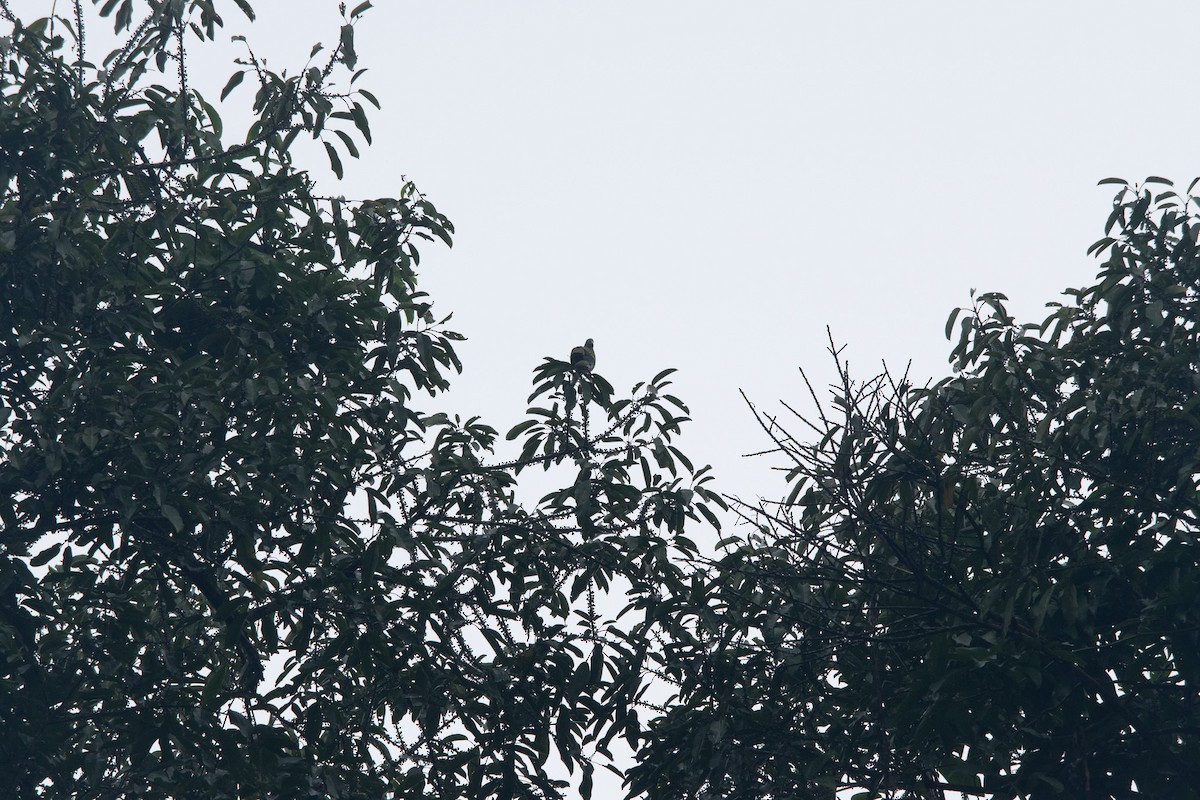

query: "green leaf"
xmin=506 ymin=419 xmax=539 ymax=441
xmin=201 ymin=663 xmax=228 ymax=708
xmin=324 ymin=141 xmax=344 ymax=178
xmin=580 ymin=763 xmax=594 ymax=800
xmin=350 ymin=101 xmax=372 ymax=144
xmin=944 ymin=306 xmax=963 ymax=340
xmin=339 ymin=23 xmax=357 ymax=69
xmin=30 ymin=542 xmax=63 ymax=568
xmin=219 ymin=69 xmax=244 ymax=101
xmin=232 ymin=0 xmax=255 ymax=20
xmin=333 ymin=128 xmax=360 ymax=159
xmin=358 ymin=88 xmax=381 ymax=109
xmin=162 ymin=504 xmax=184 ymax=532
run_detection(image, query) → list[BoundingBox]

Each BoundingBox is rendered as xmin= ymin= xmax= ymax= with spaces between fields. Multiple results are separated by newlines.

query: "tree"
xmin=632 ymin=180 xmax=1200 ymax=799
xmin=0 ymin=2 xmax=722 ymax=797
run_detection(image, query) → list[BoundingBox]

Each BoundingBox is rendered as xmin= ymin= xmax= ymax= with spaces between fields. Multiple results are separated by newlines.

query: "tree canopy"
xmin=0 ymin=2 xmax=722 ymax=797
xmin=5 ymin=3 xmax=1200 ymax=800
xmin=632 ymin=178 xmax=1200 ymax=799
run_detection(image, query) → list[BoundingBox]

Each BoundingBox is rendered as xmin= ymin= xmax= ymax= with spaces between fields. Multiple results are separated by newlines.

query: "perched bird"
xmin=570 ymin=338 xmax=595 ymax=373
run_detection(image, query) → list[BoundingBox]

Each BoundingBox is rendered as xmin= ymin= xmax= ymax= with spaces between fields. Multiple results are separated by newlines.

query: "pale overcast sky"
xmin=321 ymin=2 xmax=1199 ymax=511
xmin=48 ymin=1 xmax=1200 ymax=508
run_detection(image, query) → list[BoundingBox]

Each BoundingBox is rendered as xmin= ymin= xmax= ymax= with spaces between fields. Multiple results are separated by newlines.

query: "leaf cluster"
xmin=632 ymin=179 xmax=1200 ymax=800
xmin=0 ymin=3 xmax=722 ymax=799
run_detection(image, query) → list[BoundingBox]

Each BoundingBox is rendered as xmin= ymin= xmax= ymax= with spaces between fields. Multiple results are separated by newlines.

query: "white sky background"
xmin=311 ymin=1 xmax=1199 ymax=520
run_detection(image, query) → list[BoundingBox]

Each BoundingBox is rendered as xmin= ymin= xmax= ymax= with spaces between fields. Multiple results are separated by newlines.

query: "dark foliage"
xmin=634 ymin=179 xmax=1200 ymax=800
xmin=0 ymin=3 xmax=722 ymax=797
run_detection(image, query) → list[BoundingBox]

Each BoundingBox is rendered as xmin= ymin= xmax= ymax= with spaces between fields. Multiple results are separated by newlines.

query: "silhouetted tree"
xmin=0 ymin=3 xmax=722 ymax=797
xmin=634 ymin=179 xmax=1200 ymax=800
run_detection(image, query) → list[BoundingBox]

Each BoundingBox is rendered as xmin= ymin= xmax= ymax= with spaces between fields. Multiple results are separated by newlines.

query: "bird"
xmin=570 ymin=338 xmax=595 ymax=373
